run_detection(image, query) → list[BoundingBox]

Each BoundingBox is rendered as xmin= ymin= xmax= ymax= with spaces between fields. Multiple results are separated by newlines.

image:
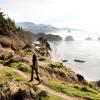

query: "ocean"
xmin=51 ymin=40 xmax=100 ymax=81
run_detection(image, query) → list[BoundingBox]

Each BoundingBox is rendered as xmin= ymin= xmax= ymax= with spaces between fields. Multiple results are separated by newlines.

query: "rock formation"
xmin=65 ymin=36 xmax=74 ymax=41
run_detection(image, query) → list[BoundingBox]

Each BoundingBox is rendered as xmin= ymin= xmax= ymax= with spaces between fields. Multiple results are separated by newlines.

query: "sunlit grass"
xmin=43 ymin=79 xmax=100 ymax=100
xmin=0 ymin=67 xmax=25 ymax=85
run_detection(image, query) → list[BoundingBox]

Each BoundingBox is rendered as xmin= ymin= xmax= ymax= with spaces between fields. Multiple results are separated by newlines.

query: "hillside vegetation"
xmin=0 ymin=10 xmax=31 ymax=50
xmin=0 ymin=10 xmax=100 ymax=100
xmin=26 ymin=31 xmax=62 ymax=42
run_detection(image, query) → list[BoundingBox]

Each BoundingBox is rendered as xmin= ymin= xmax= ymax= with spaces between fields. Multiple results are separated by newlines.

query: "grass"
xmin=36 ymin=93 xmax=62 ymax=100
xmin=0 ymin=58 xmax=100 ymax=100
xmin=0 ymin=35 xmax=27 ymax=50
xmin=10 ymin=62 xmax=31 ymax=73
xmin=0 ymin=64 xmax=62 ymax=100
xmin=0 ymin=59 xmax=11 ymax=65
xmin=43 ymin=79 xmax=100 ymax=100
xmin=0 ymin=59 xmax=31 ymax=73
xmin=39 ymin=60 xmax=78 ymax=84
xmin=39 ymin=95 xmax=62 ymax=100
xmin=0 ymin=66 xmax=25 ymax=85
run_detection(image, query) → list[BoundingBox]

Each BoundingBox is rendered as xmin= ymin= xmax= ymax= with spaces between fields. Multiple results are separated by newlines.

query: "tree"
xmin=0 ymin=9 xmax=24 ymax=35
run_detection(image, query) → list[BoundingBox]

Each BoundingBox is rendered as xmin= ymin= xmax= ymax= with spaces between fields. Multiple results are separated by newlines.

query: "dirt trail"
xmin=37 ymin=82 xmax=84 ymax=100
xmin=11 ymin=67 xmax=85 ymax=100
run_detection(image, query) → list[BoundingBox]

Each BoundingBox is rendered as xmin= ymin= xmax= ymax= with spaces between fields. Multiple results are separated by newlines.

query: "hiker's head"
xmin=33 ymin=53 xmax=39 ymax=59
xmin=33 ymin=54 xmax=36 ymax=57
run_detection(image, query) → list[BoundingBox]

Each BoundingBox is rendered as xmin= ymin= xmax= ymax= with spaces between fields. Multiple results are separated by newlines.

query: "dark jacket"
xmin=32 ymin=54 xmax=36 ymax=66
xmin=32 ymin=54 xmax=39 ymax=70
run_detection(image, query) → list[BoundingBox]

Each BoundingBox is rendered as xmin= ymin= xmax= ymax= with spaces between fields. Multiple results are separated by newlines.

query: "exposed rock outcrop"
xmin=98 ymin=37 xmax=100 ymax=40
xmin=77 ymin=74 xmax=85 ymax=83
xmin=86 ymin=37 xmax=92 ymax=40
xmin=26 ymin=32 xmax=62 ymax=41
xmin=0 ymin=10 xmax=100 ymax=100
xmin=46 ymin=34 xmax=62 ymax=41
xmin=34 ymin=38 xmax=51 ymax=57
xmin=95 ymin=80 xmax=100 ymax=87
xmin=65 ymin=36 xmax=74 ymax=41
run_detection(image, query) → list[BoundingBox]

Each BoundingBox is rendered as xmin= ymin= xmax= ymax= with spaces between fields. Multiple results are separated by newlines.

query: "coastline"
xmin=49 ymin=41 xmax=92 ymax=81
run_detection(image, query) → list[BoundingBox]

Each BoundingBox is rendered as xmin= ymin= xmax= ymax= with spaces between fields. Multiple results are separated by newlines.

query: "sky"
xmin=1 ymin=0 xmax=100 ymax=32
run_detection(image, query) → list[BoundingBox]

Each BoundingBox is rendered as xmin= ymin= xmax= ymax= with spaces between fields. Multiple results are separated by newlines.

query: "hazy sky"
xmin=1 ymin=0 xmax=100 ymax=31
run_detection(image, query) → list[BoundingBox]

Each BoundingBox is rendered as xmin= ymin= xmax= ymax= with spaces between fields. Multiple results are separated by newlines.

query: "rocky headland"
xmin=0 ymin=10 xmax=100 ymax=100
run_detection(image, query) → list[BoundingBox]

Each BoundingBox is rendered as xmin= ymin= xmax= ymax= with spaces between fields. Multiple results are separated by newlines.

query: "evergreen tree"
xmin=0 ymin=9 xmax=25 ymax=35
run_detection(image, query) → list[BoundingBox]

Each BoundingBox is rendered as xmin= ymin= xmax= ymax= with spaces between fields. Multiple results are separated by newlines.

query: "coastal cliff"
xmin=0 ymin=11 xmax=100 ymax=100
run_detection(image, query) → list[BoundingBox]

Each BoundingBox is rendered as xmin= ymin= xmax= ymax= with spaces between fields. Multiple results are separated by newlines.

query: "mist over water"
xmin=49 ymin=31 xmax=100 ymax=40
xmin=51 ymin=31 xmax=100 ymax=81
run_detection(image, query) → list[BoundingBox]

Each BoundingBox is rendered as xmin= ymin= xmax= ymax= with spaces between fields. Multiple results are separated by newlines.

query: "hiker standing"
xmin=30 ymin=54 xmax=40 ymax=82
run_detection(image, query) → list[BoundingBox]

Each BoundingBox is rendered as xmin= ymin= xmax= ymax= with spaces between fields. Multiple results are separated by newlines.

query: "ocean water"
xmin=51 ymin=40 xmax=100 ymax=81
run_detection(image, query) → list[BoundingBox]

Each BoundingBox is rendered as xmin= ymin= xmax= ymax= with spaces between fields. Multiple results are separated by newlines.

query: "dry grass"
xmin=0 ymin=35 xmax=28 ymax=50
xmin=0 ymin=47 xmax=14 ymax=60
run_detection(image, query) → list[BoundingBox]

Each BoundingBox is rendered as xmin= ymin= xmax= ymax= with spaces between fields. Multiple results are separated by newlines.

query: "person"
xmin=30 ymin=54 xmax=40 ymax=82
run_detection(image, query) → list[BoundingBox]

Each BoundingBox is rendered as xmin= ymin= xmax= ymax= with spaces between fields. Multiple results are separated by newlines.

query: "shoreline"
xmin=49 ymin=41 xmax=82 ymax=72
xmin=49 ymin=41 xmax=96 ymax=81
